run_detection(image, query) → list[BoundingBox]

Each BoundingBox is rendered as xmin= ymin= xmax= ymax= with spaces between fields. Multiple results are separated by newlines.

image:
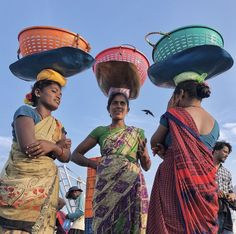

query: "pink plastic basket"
xmin=93 ymin=45 xmax=149 ymax=86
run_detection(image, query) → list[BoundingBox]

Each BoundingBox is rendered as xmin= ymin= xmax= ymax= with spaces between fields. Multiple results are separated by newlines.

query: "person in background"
xmin=65 ymin=186 xmax=85 ymax=234
xmin=71 ymin=88 xmax=151 ymax=234
xmin=147 ymin=78 xmax=219 ymax=234
xmin=56 ymin=197 xmax=68 ymax=234
xmin=213 ymin=141 xmax=236 ymax=234
xmin=0 ymin=69 xmax=71 ymax=234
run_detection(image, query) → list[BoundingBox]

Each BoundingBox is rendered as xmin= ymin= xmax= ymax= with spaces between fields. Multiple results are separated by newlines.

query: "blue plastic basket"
xmin=145 ymin=25 xmax=224 ymax=63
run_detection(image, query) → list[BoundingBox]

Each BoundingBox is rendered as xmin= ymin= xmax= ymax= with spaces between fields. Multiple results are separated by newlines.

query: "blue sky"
xmin=1 ymin=0 xmax=236 ymax=194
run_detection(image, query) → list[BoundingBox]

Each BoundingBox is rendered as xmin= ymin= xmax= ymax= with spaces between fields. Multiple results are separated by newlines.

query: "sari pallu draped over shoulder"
xmin=147 ymin=108 xmax=218 ymax=234
xmin=92 ymin=126 xmax=149 ymax=234
xmin=0 ymin=116 xmax=62 ymax=234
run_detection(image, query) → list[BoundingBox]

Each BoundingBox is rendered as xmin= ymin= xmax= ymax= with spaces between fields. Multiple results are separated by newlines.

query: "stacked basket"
xmin=10 ymin=26 xmax=94 ymax=81
xmin=145 ymin=25 xmax=233 ymax=88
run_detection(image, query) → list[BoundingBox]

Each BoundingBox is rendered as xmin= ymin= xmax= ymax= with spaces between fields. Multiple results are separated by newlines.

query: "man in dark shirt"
xmin=213 ymin=141 xmax=236 ymax=234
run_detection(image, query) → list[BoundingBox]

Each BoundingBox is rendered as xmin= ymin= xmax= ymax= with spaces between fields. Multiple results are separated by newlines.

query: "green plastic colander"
xmin=145 ymin=25 xmax=224 ymax=63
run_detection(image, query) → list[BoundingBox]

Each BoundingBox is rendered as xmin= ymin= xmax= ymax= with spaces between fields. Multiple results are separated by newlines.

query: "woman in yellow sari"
xmin=71 ymin=89 xmax=151 ymax=234
xmin=0 ymin=69 xmax=71 ymax=234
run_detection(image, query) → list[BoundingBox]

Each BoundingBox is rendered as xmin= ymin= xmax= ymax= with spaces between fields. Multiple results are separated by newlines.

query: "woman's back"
xmin=185 ymin=106 xmax=219 ymax=149
xmin=185 ymin=106 xmax=215 ymax=135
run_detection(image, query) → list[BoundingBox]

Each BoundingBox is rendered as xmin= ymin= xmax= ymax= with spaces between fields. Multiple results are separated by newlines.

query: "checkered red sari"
xmin=147 ymin=108 xmax=218 ymax=234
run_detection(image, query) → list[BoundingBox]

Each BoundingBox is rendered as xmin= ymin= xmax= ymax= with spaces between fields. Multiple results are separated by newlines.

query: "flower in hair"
xmin=24 ymin=92 xmax=33 ymax=106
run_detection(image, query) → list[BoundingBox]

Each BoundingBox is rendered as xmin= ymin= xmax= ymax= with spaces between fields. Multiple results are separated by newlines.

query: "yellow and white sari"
xmin=0 ymin=116 xmax=63 ymax=234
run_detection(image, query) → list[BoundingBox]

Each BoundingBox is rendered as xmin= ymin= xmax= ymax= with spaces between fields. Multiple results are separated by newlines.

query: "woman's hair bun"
xmin=196 ymin=82 xmax=211 ymax=99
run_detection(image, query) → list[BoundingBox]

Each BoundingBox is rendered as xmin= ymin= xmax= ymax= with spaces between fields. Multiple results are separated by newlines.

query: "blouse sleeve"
xmin=12 ymin=105 xmax=41 ymax=142
xmin=13 ymin=105 xmax=40 ymax=123
xmin=89 ymin=126 xmax=104 ymax=140
xmin=160 ymin=114 xmax=169 ymax=128
xmin=139 ymin=128 xmax=145 ymax=140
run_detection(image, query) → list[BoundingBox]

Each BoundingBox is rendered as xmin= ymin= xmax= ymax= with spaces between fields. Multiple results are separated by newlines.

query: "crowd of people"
xmin=0 ymin=71 xmax=235 ymax=233
xmin=0 ymin=26 xmax=235 ymax=234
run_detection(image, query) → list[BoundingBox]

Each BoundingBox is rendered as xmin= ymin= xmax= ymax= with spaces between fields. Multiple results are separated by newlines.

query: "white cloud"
xmin=0 ymin=136 xmax=12 ymax=171
xmin=0 ymin=136 xmax=12 ymax=148
xmin=223 ymin=123 xmax=236 ymax=128
xmin=219 ymin=122 xmax=236 ymax=145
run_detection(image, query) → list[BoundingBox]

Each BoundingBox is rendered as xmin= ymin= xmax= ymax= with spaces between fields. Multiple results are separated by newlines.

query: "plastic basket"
xmin=93 ymin=45 xmax=149 ymax=86
xmin=145 ymin=25 xmax=224 ymax=63
xmin=17 ymin=26 xmax=91 ymax=58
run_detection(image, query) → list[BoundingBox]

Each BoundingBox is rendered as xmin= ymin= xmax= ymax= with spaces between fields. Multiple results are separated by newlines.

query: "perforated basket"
xmin=17 ymin=26 xmax=91 ymax=58
xmin=145 ymin=25 xmax=224 ymax=63
xmin=93 ymin=45 xmax=149 ymax=85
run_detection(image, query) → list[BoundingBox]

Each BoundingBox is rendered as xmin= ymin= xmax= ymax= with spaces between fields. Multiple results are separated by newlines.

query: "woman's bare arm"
xmin=151 ymin=124 xmax=168 ymax=157
xmin=71 ymin=136 xmax=98 ymax=169
xmin=15 ymin=116 xmax=71 ymax=162
xmin=15 ymin=116 xmax=37 ymax=153
xmin=151 ymin=124 xmax=168 ymax=148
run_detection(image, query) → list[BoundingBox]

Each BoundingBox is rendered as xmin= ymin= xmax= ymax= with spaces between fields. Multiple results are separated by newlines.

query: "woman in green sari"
xmin=71 ymin=89 xmax=151 ymax=234
xmin=0 ymin=69 xmax=71 ymax=234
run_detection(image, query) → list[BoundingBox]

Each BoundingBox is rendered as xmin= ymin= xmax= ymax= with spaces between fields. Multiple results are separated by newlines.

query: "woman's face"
xmin=36 ymin=83 xmax=62 ymax=110
xmin=109 ymin=94 xmax=129 ymax=120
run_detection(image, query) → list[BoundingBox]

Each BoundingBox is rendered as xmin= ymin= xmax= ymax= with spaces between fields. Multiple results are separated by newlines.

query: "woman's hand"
xmin=167 ymin=94 xmax=179 ymax=110
xmin=137 ymin=138 xmax=147 ymax=158
xmin=25 ymin=140 xmax=55 ymax=158
xmin=167 ymin=90 xmax=184 ymax=110
xmin=137 ymin=138 xmax=151 ymax=171
xmin=152 ymin=143 xmax=166 ymax=159
xmin=57 ymin=138 xmax=72 ymax=149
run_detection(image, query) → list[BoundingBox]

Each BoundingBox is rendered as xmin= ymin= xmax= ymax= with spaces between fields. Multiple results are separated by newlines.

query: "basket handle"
xmin=120 ymin=44 xmax=136 ymax=51
xmin=75 ymin=33 xmax=91 ymax=52
xmin=145 ymin=32 xmax=170 ymax=47
xmin=74 ymin=33 xmax=80 ymax=48
xmin=119 ymin=44 xmax=137 ymax=56
xmin=17 ymin=48 xmax=21 ymax=59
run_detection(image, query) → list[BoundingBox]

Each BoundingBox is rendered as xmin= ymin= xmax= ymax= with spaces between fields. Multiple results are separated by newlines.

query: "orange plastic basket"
xmin=18 ymin=26 xmax=91 ymax=57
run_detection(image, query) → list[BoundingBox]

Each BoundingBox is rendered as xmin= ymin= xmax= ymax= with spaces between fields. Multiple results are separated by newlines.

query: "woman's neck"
xmin=110 ymin=120 xmax=126 ymax=128
xmin=181 ymin=100 xmax=202 ymax=108
xmin=35 ymin=106 xmax=51 ymax=119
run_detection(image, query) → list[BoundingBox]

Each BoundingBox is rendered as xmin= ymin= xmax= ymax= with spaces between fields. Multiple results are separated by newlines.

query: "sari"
xmin=0 ymin=116 xmax=63 ymax=234
xmin=147 ymin=108 xmax=219 ymax=234
xmin=92 ymin=126 xmax=149 ymax=234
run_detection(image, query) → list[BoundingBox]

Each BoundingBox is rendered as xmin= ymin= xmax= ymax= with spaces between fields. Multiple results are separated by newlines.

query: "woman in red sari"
xmin=147 ymin=78 xmax=219 ymax=234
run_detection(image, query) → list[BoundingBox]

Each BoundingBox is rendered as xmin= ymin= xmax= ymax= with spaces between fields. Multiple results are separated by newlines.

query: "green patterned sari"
xmin=90 ymin=126 xmax=149 ymax=234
